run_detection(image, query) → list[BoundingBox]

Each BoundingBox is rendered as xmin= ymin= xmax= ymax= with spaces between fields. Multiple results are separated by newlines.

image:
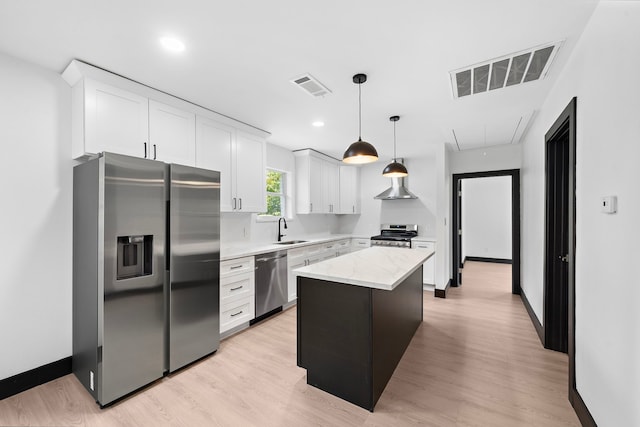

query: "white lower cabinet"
xmin=412 ymin=240 xmax=436 ymax=286
xmin=286 ymin=239 xmax=351 ymax=302
xmin=351 ymin=238 xmax=371 ymax=251
xmin=220 ymin=256 xmax=255 ymax=333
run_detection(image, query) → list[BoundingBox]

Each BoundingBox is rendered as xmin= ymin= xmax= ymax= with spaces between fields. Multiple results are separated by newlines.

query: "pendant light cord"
xmin=393 ymin=120 xmax=397 ymax=161
xmin=358 ymin=82 xmax=362 ymax=140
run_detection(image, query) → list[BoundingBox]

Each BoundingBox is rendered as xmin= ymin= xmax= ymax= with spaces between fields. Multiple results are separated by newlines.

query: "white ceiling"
xmin=0 ymin=0 xmax=598 ymax=160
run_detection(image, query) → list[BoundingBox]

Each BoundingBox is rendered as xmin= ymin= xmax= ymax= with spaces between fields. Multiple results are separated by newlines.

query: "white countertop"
xmin=221 ymin=234 xmax=353 ymax=261
xmin=293 ymin=246 xmax=435 ymax=291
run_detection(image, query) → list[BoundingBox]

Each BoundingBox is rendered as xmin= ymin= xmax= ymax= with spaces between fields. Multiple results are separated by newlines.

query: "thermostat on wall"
xmin=601 ymin=196 xmax=617 ymax=214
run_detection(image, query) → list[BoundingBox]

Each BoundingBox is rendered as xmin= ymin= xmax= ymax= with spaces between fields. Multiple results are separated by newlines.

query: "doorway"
xmin=452 ymin=169 xmax=521 ymax=295
xmin=543 ymin=98 xmax=576 ymax=357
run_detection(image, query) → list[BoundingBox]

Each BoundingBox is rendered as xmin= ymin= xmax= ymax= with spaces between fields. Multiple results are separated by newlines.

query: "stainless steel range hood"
xmin=374 ymin=159 xmax=418 ymax=200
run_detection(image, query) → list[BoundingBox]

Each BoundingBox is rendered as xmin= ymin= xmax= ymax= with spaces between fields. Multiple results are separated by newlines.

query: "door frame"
xmin=543 ymin=97 xmax=577 ymax=399
xmin=451 ymin=169 xmax=521 ymax=295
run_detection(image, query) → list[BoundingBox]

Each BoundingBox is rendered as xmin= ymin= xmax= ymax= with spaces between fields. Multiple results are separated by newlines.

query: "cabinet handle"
xmin=230 ymin=286 xmax=243 ymax=291
xmin=230 ymin=310 xmax=243 ymax=317
xmin=233 ymin=198 xmax=237 ymax=210
xmin=239 ymin=198 xmax=242 ymax=210
xmin=230 ymin=265 xmax=243 ymax=270
xmin=153 ymin=144 xmax=157 ymax=160
xmin=143 ymin=142 xmax=147 ymax=158
xmin=352 ymin=205 xmax=355 ymax=213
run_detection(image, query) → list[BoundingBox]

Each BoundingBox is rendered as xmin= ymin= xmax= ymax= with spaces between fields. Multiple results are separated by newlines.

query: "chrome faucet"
xmin=278 ymin=217 xmax=288 ymax=242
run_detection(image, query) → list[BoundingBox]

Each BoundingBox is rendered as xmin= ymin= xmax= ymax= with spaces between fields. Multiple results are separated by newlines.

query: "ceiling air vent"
xmin=291 ymin=73 xmax=332 ymax=98
xmin=450 ymin=41 xmax=562 ymax=98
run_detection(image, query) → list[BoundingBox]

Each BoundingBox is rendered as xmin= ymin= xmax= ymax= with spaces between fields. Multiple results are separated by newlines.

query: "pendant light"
xmin=343 ymin=73 xmax=378 ymax=164
xmin=382 ymin=115 xmax=408 ymax=177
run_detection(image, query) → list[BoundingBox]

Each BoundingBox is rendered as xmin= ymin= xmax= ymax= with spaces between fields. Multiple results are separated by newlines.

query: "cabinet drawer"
xmin=335 ymin=239 xmax=350 ymax=248
xmin=412 ymin=241 xmax=435 ymax=250
xmin=305 ymin=244 xmax=325 ymax=256
xmin=220 ymin=274 xmax=254 ymax=304
xmin=288 ymin=247 xmax=308 ymax=258
xmin=351 ymin=238 xmax=371 ymax=250
xmin=220 ymin=297 xmax=255 ymax=333
xmin=220 ymin=256 xmax=254 ymax=277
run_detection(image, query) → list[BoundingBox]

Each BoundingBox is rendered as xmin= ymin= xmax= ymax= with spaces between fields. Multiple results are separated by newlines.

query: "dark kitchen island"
xmin=294 ymin=246 xmax=434 ymax=411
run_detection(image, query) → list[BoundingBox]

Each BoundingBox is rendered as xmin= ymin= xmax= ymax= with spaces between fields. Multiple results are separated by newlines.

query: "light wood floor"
xmin=0 ymin=261 xmax=579 ymax=426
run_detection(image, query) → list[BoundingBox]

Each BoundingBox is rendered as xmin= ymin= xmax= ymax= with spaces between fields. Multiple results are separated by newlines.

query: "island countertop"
xmin=293 ymin=246 xmax=434 ymax=291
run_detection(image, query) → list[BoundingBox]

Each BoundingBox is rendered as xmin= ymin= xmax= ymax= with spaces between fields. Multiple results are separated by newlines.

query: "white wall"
xmin=461 ymin=176 xmax=512 ymax=261
xmin=520 ymin=3 xmax=640 ymax=425
xmin=0 ymin=53 xmax=72 ymax=379
xmin=435 ymin=143 xmax=451 ymax=289
xmin=220 ymin=143 xmax=339 ymax=244
xmin=342 ymin=153 xmax=438 ymax=238
xmin=450 ymin=143 xmax=521 ymax=174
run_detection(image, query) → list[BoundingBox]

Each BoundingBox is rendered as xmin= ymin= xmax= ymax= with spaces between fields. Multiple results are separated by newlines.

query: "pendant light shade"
xmin=382 ymin=116 xmax=408 ymax=177
xmin=343 ymin=74 xmax=378 ymax=164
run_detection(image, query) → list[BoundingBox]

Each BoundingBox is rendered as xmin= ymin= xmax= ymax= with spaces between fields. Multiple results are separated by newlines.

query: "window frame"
xmin=256 ymin=168 xmax=291 ymax=222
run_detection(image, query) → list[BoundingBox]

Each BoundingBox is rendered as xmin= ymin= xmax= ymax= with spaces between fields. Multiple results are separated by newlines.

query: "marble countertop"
xmin=221 ymin=234 xmax=353 ymax=261
xmin=293 ymin=246 xmax=435 ymax=291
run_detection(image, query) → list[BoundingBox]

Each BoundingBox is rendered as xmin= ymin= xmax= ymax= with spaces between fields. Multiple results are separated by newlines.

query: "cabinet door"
xmin=287 ymin=256 xmax=307 ymax=302
xmin=339 ymin=165 xmax=360 ymax=214
xmin=84 ymin=79 xmax=148 ymax=158
xmin=412 ymin=241 xmax=436 ymax=285
xmin=196 ymin=115 xmax=235 ymax=212
xmin=148 ymin=100 xmax=196 ymax=165
xmin=322 ymin=161 xmax=339 ymax=213
xmin=308 ymin=156 xmax=324 ymax=213
xmin=235 ymin=132 xmax=266 ymax=212
xmin=149 ymin=100 xmax=196 ymax=166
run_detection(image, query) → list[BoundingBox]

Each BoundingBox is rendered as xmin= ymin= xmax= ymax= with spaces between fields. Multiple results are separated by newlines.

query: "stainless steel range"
xmin=370 ymin=224 xmax=418 ymax=248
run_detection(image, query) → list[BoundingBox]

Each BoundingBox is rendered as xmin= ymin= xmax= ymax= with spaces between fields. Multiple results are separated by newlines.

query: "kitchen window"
xmin=258 ymin=169 xmax=288 ymax=220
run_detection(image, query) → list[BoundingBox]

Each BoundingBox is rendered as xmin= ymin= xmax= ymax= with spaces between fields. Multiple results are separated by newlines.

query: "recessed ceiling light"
xmin=312 ymin=121 xmax=325 ymax=127
xmin=160 ymin=36 xmax=185 ymax=53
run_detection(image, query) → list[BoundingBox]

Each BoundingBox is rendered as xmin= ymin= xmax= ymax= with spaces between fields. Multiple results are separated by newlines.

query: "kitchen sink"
xmin=276 ymin=240 xmax=308 ymax=245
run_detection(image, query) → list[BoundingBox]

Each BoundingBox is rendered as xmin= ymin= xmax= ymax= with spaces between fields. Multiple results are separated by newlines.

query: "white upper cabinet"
xmin=148 ymin=100 xmax=195 ymax=165
xmin=234 ymin=131 xmax=266 ymax=213
xmin=295 ymin=149 xmax=357 ymax=214
xmin=294 ymin=149 xmax=340 ymax=214
xmin=196 ymin=116 xmax=266 ymax=213
xmin=195 ymin=115 xmax=235 ymax=212
xmin=80 ymin=79 xmax=149 ymax=159
xmin=62 ymin=60 xmax=269 ymax=176
xmin=322 ymin=161 xmax=339 ymax=213
xmin=338 ymin=165 xmax=361 ymax=214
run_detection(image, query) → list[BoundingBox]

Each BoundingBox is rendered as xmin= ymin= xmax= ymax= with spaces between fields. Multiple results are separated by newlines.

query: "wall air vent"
xmin=450 ymin=41 xmax=562 ymax=98
xmin=291 ymin=73 xmax=332 ymax=98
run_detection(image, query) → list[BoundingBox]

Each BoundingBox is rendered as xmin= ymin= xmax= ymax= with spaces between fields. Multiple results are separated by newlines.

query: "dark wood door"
xmin=456 ymin=180 xmax=463 ymax=285
xmin=544 ymin=121 xmax=570 ymax=353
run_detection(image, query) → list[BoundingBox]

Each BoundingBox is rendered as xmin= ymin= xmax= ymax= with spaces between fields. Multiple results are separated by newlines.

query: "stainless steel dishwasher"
xmin=254 ymin=250 xmax=288 ymax=319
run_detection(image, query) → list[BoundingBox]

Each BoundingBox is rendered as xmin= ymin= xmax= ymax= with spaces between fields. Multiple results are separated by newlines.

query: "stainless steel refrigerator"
xmin=165 ymin=162 xmax=220 ymax=373
xmin=73 ymin=153 xmax=220 ymax=406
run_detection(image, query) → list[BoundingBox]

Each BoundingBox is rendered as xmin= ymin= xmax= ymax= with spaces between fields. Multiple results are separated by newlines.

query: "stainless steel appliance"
xmin=254 ymin=251 xmax=288 ymax=319
xmin=374 ymin=159 xmax=418 ymax=200
xmin=165 ymin=163 xmax=220 ymax=373
xmin=370 ymin=224 xmax=418 ymax=248
xmin=73 ymin=153 xmax=220 ymax=406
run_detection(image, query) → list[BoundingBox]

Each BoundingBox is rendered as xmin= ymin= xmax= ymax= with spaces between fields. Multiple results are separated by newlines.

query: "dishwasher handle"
xmin=256 ymin=254 xmax=287 ymax=263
